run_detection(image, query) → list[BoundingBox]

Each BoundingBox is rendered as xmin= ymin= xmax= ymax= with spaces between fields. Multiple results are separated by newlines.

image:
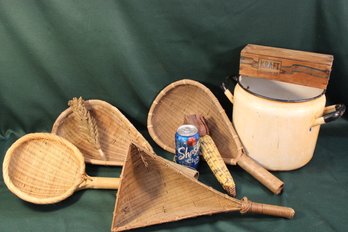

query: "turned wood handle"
xmin=78 ymin=176 xmax=120 ymax=190
xmin=237 ymin=154 xmax=284 ymax=195
xmin=240 ymin=197 xmax=295 ymax=219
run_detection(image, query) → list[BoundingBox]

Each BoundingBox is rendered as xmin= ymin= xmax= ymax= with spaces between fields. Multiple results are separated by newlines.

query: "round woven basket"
xmin=3 ymin=133 xmax=85 ymax=204
xmin=52 ymin=100 xmax=153 ymax=166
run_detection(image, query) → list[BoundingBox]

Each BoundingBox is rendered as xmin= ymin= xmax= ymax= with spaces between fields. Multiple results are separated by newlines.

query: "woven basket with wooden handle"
xmin=147 ymin=79 xmax=284 ymax=194
xmin=2 ymin=133 xmax=120 ymax=204
xmin=112 ymin=143 xmax=294 ymax=231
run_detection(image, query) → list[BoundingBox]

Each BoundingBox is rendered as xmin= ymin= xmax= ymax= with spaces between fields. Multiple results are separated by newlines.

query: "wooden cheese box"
xmin=239 ymin=44 xmax=334 ymax=89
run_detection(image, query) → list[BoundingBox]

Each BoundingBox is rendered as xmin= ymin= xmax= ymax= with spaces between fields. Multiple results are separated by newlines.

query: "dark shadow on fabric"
xmin=21 ymin=191 xmax=83 ymax=212
xmin=318 ymin=120 xmax=348 ymax=138
xmin=129 ymin=210 xmax=283 ymax=232
xmin=203 ymin=46 xmax=242 ymax=118
xmin=313 ymin=2 xmax=348 ymax=111
xmin=85 ymin=164 xmax=122 ymax=178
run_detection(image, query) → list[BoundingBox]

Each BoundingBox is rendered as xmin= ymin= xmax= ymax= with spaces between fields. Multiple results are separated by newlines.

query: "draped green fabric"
xmin=1 ymin=0 xmax=347 ymax=231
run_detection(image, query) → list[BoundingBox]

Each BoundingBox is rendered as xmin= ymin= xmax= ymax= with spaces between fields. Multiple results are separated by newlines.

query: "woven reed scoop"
xmin=185 ymin=114 xmax=236 ymax=196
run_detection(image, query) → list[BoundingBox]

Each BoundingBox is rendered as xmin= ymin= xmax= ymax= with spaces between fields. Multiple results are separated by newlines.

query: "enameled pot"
xmin=224 ymin=76 xmax=345 ymax=171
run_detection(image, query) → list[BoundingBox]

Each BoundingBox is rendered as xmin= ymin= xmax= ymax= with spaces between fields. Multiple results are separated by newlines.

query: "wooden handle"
xmin=240 ymin=197 xmax=295 ymax=219
xmin=78 ymin=175 xmax=120 ymax=190
xmin=237 ymin=153 xmax=284 ymax=194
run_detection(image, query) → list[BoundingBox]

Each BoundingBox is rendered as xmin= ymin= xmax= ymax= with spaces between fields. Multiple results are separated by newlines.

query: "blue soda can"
xmin=175 ymin=124 xmax=200 ymax=169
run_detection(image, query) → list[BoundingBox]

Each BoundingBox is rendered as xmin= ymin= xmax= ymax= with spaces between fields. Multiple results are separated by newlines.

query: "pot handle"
xmin=221 ymin=75 xmax=238 ymax=104
xmin=311 ymin=104 xmax=346 ymax=127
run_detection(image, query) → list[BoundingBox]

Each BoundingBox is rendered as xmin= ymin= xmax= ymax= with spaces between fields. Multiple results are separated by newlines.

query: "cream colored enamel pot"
xmin=224 ymin=76 xmax=345 ymax=171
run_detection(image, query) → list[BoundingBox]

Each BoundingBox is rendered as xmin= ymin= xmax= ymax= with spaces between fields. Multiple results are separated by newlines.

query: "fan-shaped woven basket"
xmin=112 ymin=143 xmax=294 ymax=231
xmin=147 ymin=79 xmax=243 ymax=164
xmin=52 ymin=99 xmax=153 ymax=166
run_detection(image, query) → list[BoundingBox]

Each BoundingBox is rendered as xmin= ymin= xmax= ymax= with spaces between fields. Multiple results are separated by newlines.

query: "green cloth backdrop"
xmin=1 ymin=0 xmax=348 ymax=231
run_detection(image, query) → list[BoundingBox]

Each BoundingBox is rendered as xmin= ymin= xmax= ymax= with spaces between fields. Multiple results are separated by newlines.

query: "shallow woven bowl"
xmin=52 ymin=100 xmax=153 ymax=166
xmin=3 ymin=133 xmax=85 ymax=204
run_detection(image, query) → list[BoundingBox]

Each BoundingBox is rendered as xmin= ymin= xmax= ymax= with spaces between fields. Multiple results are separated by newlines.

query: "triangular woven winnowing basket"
xmin=147 ymin=79 xmax=243 ymax=164
xmin=52 ymin=99 xmax=154 ymax=166
xmin=111 ymin=143 xmax=294 ymax=231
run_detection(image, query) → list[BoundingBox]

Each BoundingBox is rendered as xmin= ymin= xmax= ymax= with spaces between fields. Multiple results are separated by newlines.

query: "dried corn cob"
xmin=185 ymin=114 xmax=236 ymax=196
xmin=200 ymin=135 xmax=236 ymax=196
